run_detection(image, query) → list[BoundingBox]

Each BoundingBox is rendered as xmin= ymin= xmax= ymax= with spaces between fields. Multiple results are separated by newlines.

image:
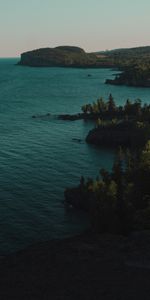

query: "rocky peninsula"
xmin=18 ymin=46 xmax=114 ymax=68
xmin=106 ymin=67 xmax=150 ymax=87
xmin=58 ymin=96 xmax=150 ymax=147
xmin=86 ymin=121 xmax=150 ymax=147
xmin=32 ymin=95 xmax=150 ymax=147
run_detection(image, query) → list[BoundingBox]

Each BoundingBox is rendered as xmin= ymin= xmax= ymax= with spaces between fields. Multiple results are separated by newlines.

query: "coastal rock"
xmin=32 ymin=113 xmax=51 ymax=119
xmin=86 ymin=122 xmax=149 ymax=147
xmin=105 ymin=68 xmax=150 ymax=87
xmin=72 ymin=138 xmax=83 ymax=143
xmin=58 ymin=113 xmax=84 ymax=121
xmin=106 ymin=77 xmax=150 ymax=87
xmin=58 ymin=113 xmax=100 ymax=121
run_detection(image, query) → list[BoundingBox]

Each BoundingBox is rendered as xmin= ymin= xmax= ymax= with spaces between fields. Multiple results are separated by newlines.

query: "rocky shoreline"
xmin=86 ymin=122 xmax=149 ymax=147
xmin=31 ymin=112 xmax=99 ymax=121
xmin=58 ymin=113 xmax=99 ymax=121
xmin=31 ymin=111 xmax=150 ymax=148
xmin=106 ymin=77 xmax=150 ymax=87
xmin=105 ymin=68 xmax=150 ymax=87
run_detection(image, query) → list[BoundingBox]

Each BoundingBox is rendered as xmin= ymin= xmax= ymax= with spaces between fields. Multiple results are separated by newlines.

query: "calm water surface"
xmin=0 ymin=58 xmax=150 ymax=254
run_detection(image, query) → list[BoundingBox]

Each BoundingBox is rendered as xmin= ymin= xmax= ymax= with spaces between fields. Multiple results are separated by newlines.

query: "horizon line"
xmin=0 ymin=43 xmax=150 ymax=58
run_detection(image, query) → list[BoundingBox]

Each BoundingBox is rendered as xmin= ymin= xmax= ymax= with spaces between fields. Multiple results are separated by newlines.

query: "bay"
xmin=0 ymin=58 xmax=150 ymax=254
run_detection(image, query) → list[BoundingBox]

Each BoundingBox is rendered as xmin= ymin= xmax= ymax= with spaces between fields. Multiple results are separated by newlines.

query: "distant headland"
xmin=18 ymin=45 xmax=150 ymax=87
xmin=17 ymin=46 xmax=115 ymax=68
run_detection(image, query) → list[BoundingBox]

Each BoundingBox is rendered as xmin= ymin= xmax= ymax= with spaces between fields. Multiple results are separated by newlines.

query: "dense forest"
xmin=81 ymin=94 xmax=150 ymax=119
xmin=59 ymin=94 xmax=150 ymax=146
xmin=65 ymin=142 xmax=150 ymax=234
xmin=100 ymin=46 xmax=150 ymax=67
xmin=65 ymin=95 xmax=150 ymax=234
xmin=81 ymin=94 xmax=150 ymax=147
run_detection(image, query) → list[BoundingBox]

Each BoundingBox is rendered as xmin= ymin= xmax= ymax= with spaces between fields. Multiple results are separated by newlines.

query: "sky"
xmin=0 ymin=0 xmax=150 ymax=57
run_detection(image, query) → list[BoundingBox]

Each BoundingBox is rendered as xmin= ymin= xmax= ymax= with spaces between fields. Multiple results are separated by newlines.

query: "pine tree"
xmin=107 ymin=94 xmax=116 ymax=113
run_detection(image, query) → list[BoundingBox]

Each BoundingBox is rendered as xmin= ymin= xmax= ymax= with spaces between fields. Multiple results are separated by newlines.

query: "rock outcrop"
xmin=86 ymin=122 xmax=149 ymax=147
xmin=106 ymin=67 xmax=150 ymax=87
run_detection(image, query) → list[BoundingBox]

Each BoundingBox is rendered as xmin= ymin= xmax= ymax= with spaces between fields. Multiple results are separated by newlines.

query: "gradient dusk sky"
xmin=0 ymin=0 xmax=150 ymax=57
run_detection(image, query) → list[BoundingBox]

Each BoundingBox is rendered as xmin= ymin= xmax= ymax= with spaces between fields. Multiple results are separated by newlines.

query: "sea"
xmin=0 ymin=58 xmax=150 ymax=255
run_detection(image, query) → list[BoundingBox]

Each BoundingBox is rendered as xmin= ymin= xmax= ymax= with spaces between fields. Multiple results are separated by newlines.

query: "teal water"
xmin=0 ymin=58 xmax=150 ymax=254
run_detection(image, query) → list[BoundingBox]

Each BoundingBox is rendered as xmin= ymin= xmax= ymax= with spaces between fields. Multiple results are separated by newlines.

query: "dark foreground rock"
xmin=0 ymin=231 xmax=150 ymax=299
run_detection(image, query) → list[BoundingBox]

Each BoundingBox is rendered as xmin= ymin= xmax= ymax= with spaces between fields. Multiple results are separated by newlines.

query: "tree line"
xmin=65 ymin=142 xmax=150 ymax=234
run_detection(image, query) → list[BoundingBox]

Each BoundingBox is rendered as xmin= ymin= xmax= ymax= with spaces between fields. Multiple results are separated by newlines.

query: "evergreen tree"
xmin=107 ymin=94 xmax=116 ymax=113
